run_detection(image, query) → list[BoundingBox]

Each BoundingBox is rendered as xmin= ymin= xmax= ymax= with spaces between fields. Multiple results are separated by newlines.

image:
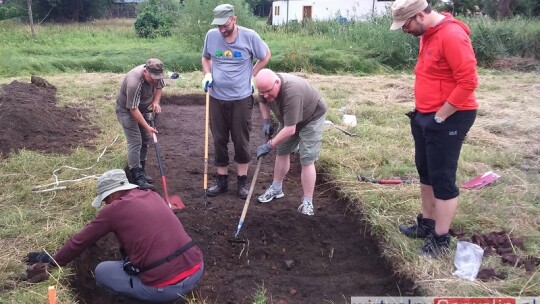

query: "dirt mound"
xmin=490 ymin=57 xmax=540 ymax=73
xmin=0 ymin=80 xmax=95 ymax=157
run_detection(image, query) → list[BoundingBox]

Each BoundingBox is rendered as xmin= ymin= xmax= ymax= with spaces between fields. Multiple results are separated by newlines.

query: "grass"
xmin=1 ymin=16 xmax=538 ymax=77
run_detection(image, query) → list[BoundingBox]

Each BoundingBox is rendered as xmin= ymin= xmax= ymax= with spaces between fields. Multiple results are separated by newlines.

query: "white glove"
xmin=202 ymin=73 xmax=213 ymax=92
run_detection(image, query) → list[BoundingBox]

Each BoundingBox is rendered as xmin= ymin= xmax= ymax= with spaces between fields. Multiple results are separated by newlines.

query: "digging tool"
xmin=324 ymin=120 xmax=358 ymax=137
xmin=235 ymin=131 xmax=272 ymax=237
xmin=203 ymin=90 xmax=210 ymax=207
xmin=357 ymin=174 xmax=415 ymax=184
xmin=149 ymin=116 xmax=185 ymax=211
xmin=235 ymin=156 xmax=263 ymax=237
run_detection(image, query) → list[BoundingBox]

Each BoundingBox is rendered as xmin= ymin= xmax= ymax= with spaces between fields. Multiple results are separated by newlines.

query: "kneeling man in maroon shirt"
xmin=26 ymin=169 xmax=204 ymax=303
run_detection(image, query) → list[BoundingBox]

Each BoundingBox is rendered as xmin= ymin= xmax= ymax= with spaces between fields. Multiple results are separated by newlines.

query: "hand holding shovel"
xmin=149 ymin=115 xmax=185 ymax=211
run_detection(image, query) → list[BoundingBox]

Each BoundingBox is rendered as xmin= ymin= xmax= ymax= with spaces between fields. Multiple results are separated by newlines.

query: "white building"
xmin=271 ymin=0 xmax=394 ymax=25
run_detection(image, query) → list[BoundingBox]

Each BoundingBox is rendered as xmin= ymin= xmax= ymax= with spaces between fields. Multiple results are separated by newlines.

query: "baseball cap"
xmin=145 ymin=58 xmax=167 ymax=79
xmin=390 ymin=0 xmax=428 ymax=30
xmin=211 ymin=4 xmax=235 ymax=26
xmin=91 ymin=169 xmax=138 ymax=208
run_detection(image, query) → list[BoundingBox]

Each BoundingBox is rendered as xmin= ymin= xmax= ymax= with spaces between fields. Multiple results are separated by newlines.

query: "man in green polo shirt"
xmin=255 ymin=68 xmax=327 ymax=216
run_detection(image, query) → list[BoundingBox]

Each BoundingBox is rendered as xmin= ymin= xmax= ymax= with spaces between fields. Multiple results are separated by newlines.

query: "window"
xmin=274 ymin=6 xmax=280 ymax=16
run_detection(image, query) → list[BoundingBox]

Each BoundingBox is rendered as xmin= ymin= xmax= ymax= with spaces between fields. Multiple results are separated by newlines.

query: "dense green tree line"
xmin=0 ymin=0 xmax=538 ymax=23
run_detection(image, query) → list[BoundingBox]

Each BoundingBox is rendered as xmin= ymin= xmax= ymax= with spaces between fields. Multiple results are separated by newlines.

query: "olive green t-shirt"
xmin=116 ymin=65 xmax=165 ymax=113
xmin=261 ymin=73 xmax=327 ymax=131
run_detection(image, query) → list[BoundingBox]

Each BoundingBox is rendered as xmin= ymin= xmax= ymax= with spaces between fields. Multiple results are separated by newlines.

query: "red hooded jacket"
xmin=414 ymin=13 xmax=478 ymax=113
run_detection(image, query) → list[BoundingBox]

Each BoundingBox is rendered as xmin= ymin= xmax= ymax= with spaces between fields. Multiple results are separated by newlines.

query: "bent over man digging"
xmin=116 ymin=58 xmax=169 ymax=190
xmin=25 ymin=169 xmax=204 ymax=303
xmin=390 ymin=0 xmax=478 ymax=256
xmin=255 ymin=68 xmax=328 ymax=216
xmin=201 ymin=3 xmax=271 ymax=199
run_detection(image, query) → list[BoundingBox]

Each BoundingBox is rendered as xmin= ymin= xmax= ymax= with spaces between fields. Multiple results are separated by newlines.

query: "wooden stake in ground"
xmin=48 ymin=286 xmax=56 ymax=304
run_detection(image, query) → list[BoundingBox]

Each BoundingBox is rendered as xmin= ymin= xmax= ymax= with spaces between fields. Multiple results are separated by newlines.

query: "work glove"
xmin=256 ymin=142 xmax=273 ymax=159
xmin=25 ymin=262 xmax=50 ymax=283
xmin=202 ymin=73 xmax=213 ymax=92
xmin=262 ymin=119 xmax=273 ymax=138
xmin=24 ymin=251 xmax=56 ymax=266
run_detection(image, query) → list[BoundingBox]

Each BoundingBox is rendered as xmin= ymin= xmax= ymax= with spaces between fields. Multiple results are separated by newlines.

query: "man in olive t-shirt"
xmin=255 ymin=69 xmax=327 ymax=216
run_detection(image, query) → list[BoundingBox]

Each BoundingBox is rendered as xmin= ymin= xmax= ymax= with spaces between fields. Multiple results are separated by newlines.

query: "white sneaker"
xmin=258 ymin=185 xmax=285 ymax=203
xmin=298 ymin=201 xmax=314 ymax=216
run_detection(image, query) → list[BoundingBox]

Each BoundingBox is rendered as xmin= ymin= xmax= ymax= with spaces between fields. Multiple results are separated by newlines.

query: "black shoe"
xmin=207 ymin=174 xmax=228 ymax=197
xmin=420 ymin=232 xmax=451 ymax=257
xmin=398 ymin=213 xmax=435 ymax=239
xmin=237 ymin=175 xmax=249 ymax=199
xmin=130 ymin=168 xmax=155 ymax=190
xmin=140 ymin=161 xmax=154 ymax=184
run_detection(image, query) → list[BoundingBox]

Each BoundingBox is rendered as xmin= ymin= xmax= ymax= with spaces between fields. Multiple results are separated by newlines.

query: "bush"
xmin=0 ymin=6 xmax=22 ymax=20
xmin=134 ymin=0 xmax=179 ymax=38
xmin=135 ymin=10 xmax=170 ymax=38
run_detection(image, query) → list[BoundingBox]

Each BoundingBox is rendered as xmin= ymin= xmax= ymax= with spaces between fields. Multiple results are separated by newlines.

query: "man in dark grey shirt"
xmin=116 ymin=58 xmax=167 ymax=190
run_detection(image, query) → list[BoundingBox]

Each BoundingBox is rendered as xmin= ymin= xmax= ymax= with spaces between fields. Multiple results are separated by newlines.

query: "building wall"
xmin=272 ymin=0 xmax=393 ymax=25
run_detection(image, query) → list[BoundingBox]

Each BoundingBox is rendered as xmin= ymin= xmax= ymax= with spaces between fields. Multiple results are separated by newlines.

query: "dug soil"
xmin=2 ymin=80 xmax=416 ymax=303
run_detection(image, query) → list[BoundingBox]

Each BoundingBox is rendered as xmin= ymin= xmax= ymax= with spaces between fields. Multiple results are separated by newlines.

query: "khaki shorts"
xmin=276 ymin=114 xmax=326 ymax=166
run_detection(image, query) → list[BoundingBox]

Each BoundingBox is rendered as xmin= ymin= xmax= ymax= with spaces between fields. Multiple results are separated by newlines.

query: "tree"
xmin=27 ymin=0 xmax=35 ymax=38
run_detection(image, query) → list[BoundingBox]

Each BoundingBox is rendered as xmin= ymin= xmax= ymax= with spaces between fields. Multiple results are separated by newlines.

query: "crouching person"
xmin=26 ymin=169 xmax=204 ymax=303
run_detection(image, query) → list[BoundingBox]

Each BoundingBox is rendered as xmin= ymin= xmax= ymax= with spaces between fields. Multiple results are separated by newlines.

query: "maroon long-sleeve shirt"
xmin=53 ymin=189 xmax=203 ymax=286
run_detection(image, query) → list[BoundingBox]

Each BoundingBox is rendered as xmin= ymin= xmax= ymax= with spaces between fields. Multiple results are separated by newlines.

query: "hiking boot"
xmin=207 ymin=174 xmax=228 ymax=197
xmin=140 ymin=161 xmax=154 ymax=184
xmin=398 ymin=213 xmax=435 ymax=239
xmin=258 ymin=185 xmax=284 ymax=203
xmin=420 ymin=232 xmax=451 ymax=257
xmin=130 ymin=168 xmax=155 ymax=190
xmin=237 ymin=175 xmax=249 ymax=199
xmin=298 ymin=201 xmax=314 ymax=216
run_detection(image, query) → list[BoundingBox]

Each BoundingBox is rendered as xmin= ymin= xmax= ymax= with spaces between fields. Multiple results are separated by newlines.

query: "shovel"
xmin=149 ymin=116 xmax=185 ymax=212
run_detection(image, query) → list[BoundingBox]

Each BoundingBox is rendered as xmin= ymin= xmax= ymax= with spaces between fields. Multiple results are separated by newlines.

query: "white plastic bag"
xmin=452 ymin=241 xmax=484 ymax=281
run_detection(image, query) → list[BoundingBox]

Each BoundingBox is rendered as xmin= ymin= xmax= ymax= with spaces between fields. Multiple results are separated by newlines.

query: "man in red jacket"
xmin=26 ymin=169 xmax=204 ymax=303
xmin=390 ymin=0 xmax=478 ymax=256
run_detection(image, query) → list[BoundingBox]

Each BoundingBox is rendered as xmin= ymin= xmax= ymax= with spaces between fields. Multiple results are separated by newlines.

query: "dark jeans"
xmin=209 ymin=95 xmax=253 ymax=166
xmin=410 ymin=110 xmax=476 ymax=200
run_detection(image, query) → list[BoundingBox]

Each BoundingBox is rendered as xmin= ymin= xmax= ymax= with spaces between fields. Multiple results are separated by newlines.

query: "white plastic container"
xmin=343 ymin=114 xmax=357 ymax=127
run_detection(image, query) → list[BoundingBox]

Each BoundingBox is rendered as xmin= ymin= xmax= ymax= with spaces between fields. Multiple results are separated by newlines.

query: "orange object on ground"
xmin=48 ymin=286 xmax=56 ymax=304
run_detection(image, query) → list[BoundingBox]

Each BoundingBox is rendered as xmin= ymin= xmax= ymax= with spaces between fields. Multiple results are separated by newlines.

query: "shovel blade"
xmin=167 ymin=195 xmax=185 ymax=212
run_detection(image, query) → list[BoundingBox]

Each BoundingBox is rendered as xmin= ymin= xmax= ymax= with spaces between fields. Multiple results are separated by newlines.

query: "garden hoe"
xmin=234 ymin=133 xmax=271 ymax=238
xmin=150 ymin=116 xmax=184 ymax=212
xmin=234 ymin=155 xmax=263 ymax=238
xmin=203 ymin=90 xmax=210 ymax=207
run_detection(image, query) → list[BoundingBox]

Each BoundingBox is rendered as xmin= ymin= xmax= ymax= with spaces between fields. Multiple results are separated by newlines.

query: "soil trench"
xmin=69 ymin=94 xmax=416 ymax=303
xmin=0 ymin=81 xmax=416 ymax=302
